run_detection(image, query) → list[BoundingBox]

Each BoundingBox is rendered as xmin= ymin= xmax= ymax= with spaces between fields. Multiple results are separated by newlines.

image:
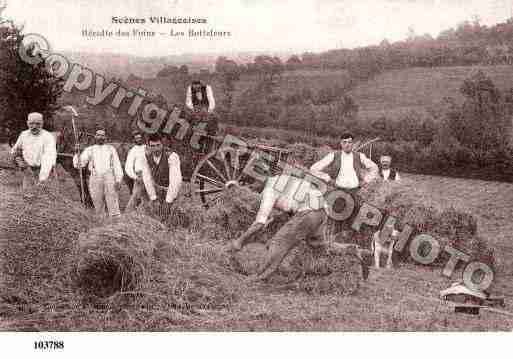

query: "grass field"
xmin=1 ymin=141 xmax=513 ymax=331
xmin=351 ymin=65 xmax=513 ymax=121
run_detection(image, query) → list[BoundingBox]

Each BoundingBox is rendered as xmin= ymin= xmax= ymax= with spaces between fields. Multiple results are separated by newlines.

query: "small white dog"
xmin=371 ymin=225 xmax=399 ymax=269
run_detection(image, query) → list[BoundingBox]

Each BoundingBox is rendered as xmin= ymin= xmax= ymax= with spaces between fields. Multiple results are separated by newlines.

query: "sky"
xmin=2 ymin=0 xmax=513 ymax=56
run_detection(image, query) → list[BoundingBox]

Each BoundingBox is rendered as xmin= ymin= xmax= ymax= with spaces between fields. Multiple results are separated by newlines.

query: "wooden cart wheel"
xmin=191 ymin=149 xmax=254 ymax=207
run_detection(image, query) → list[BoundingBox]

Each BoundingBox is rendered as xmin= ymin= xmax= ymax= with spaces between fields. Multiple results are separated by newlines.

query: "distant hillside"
xmin=120 ymin=69 xmax=351 ymax=106
xmin=350 ymin=65 xmax=513 ymax=121
xmin=61 ymin=50 xmax=294 ymax=79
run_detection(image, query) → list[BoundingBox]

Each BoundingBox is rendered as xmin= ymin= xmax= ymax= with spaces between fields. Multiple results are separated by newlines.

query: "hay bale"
xmin=0 ymin=181 xmax=95 ymax=310
xmin=74 ymin=212 xmax=238 ymax=312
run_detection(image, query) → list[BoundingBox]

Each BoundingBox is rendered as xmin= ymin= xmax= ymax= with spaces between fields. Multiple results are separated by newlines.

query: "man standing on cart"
xmin=185 ymin=78 xmax=218 ymax=153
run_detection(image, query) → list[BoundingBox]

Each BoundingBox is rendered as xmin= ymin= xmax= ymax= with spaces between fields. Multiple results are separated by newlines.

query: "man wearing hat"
xmin=379 ymin=155 xmax=400 ymax=181
xmin=73 ymin=129 xmax=124 ymax=217
xmin=10 ymin=112 xmax=57 ymax=192
xmin=310 ymin=132 xmax=378 ymax=192
xmin=124 ymin=130 xmax=146 ymax=211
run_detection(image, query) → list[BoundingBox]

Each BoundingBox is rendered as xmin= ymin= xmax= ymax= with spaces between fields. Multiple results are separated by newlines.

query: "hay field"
xmin=1 ymin=148 xmax=513 ymax=331
xmin=350 ymin=65 xmax=513 ymax=120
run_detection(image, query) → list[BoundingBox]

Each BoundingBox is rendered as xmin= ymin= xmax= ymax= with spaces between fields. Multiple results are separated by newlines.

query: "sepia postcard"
xmin=1 ymin=0 xmax=512 ymax=357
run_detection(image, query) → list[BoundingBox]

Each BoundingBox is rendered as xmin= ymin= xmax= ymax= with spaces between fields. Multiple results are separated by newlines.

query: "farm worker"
xmin=379 ymin=155 xmax=400 ymax=181
xmin=310 ymin=132 xmax=378 ymax=193
xmin=185 ymin=79 xmax=218 ymax=153
xmin=229 ymin=173 xmax=370 ymax=282
xmin=124 ymin=130 xmax=146 ymax=210
xmin=185 ymin=79 xmax=216 ymax=114
xmin=10 ymin=112 xmax=57 ymax=192
xmin=133 ymin=133 xmax=182 ymax=215
xmin=73 ymin=129 xmax=123 ymax=217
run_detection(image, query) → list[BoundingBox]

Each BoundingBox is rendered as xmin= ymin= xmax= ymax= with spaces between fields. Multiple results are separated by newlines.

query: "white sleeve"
xmin=207 ymin=85 xmax=215 ymax=112
xmin=10 ymin=132 xmax=24 ymax=155
xmin=166 ymin=152 xmax=182 ymax=203
xmin=73 ymin=147 xmax=91 ymax=169
xmin=309 ymin=152 xmax=334 ymax=182
xmin=124 ymin=147 xmax=136 ymax=179
xmin=39 ymin=132 xmax=57 ymax=181
xmin=140 ymin=155 xmax=157 ymax=201
xmin=111 ymin=146 xmax=124 ymax=183
xmin=360 ymin=152 xmax=378 ymax=183
xmin=254 ymin=182 xmax=276 ymax=224
xmin=185 ymin=86 xmax=193 ymax=110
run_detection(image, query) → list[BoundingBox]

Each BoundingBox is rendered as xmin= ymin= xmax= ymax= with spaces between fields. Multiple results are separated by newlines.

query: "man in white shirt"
xmin=130 ymin=133 xmax=182 ymax=215
xmin=379 ymin=155 xmax=400 ymax=181
xmin=230 ymin=173 xmax=369 ymax=282
xmin=10 ymin=112 xmax=57 ymax=192
xmin=73 ymin=129 xmax=124 ymax=217
xmin=124 ymin=130 xmax=146 ymax=211
xmin=310 ymin=132 xmax=378 ymax=193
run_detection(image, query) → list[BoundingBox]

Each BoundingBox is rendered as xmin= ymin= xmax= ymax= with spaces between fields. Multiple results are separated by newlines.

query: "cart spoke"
xmin=223 ymin=154 xmax=232 ymax=180
xmin=194 ymin=188 xmax=224 ymax=195
xmin=196 ymin=174 xmax=225 ymax=187
xmin=204 ymin=159 xmax=228 ymax=182
xmin=231 ymin=150 xmax=240 ymax=180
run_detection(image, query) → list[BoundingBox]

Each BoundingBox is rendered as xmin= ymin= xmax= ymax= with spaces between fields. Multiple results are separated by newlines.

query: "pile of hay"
xmin=378 ymin=186 xmax=493 ymax=268
xmin=328 ymin=179 xmax=493 ymax=268
xmin=0 ymin=181 xmax=95 ymax=314
xmin=231 ymin=242 xmax=363 ymax=295
xmin=147 ymin=193 xmax=205 ymax=233
xmin=201 ymin=186 xmax=261 ymax=242
xmin=74 ymin=211 xmax=238 ymax=312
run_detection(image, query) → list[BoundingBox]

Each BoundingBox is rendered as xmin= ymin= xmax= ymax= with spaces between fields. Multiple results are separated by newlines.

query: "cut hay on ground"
xmin=231 ymin=242 xmax=363 ymax=295
xmin=74 ymin=211 xmax=238 ymax=312
xmin=0 ymin=180 xmax=95 ymax=314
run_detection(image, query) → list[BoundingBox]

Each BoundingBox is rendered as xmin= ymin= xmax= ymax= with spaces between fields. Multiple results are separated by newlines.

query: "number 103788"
xmin=34 ymin=341 xmax=64 ymax=350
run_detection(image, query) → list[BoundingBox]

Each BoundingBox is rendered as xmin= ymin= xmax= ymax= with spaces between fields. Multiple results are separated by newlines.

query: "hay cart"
xmin=189 ymin=134 xmax=291 ymax=207
xmin=188 ymin=134 xmax=381 ymax=207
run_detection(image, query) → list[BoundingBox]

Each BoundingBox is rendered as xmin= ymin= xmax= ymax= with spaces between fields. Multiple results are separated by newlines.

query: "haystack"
xmin=74 ymin=211 xmax=238 ymax=312
xmin=0 ymin=181 xmax=95 ymax=312
xmin=377 ymin=184 xmax=493 ymax=268
xmin=75 ymin=212 xmax=166 ymax=299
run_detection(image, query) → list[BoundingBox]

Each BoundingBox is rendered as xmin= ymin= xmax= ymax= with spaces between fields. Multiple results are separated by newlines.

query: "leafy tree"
xmin=253 ymin=55 xmax=284 ymax=81
xmin=215 ymin=56 xmax=241 ymax=120
xmin=285 ymin=55 xmax=302 ymax=70
xmin=0 ymin=20 xmax=63 ymax=143
xmin=156 ymin=65 xmax=180 ymax=77
xmin=179 ymin=64 xmax=188 ymax=75
xmin=447 ymin=71 xmax=510 ymax=154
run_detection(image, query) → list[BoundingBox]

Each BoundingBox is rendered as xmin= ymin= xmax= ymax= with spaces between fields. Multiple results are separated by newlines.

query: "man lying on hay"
xmin=229 ymin=172 xmax=372 ymax=282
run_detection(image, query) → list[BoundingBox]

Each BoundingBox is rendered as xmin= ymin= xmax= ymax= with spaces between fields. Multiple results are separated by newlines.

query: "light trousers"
xmin=88 ymin=172 xmax=120 ymax=217
xmin=125 ymin=179 xmax=144 ymax=211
